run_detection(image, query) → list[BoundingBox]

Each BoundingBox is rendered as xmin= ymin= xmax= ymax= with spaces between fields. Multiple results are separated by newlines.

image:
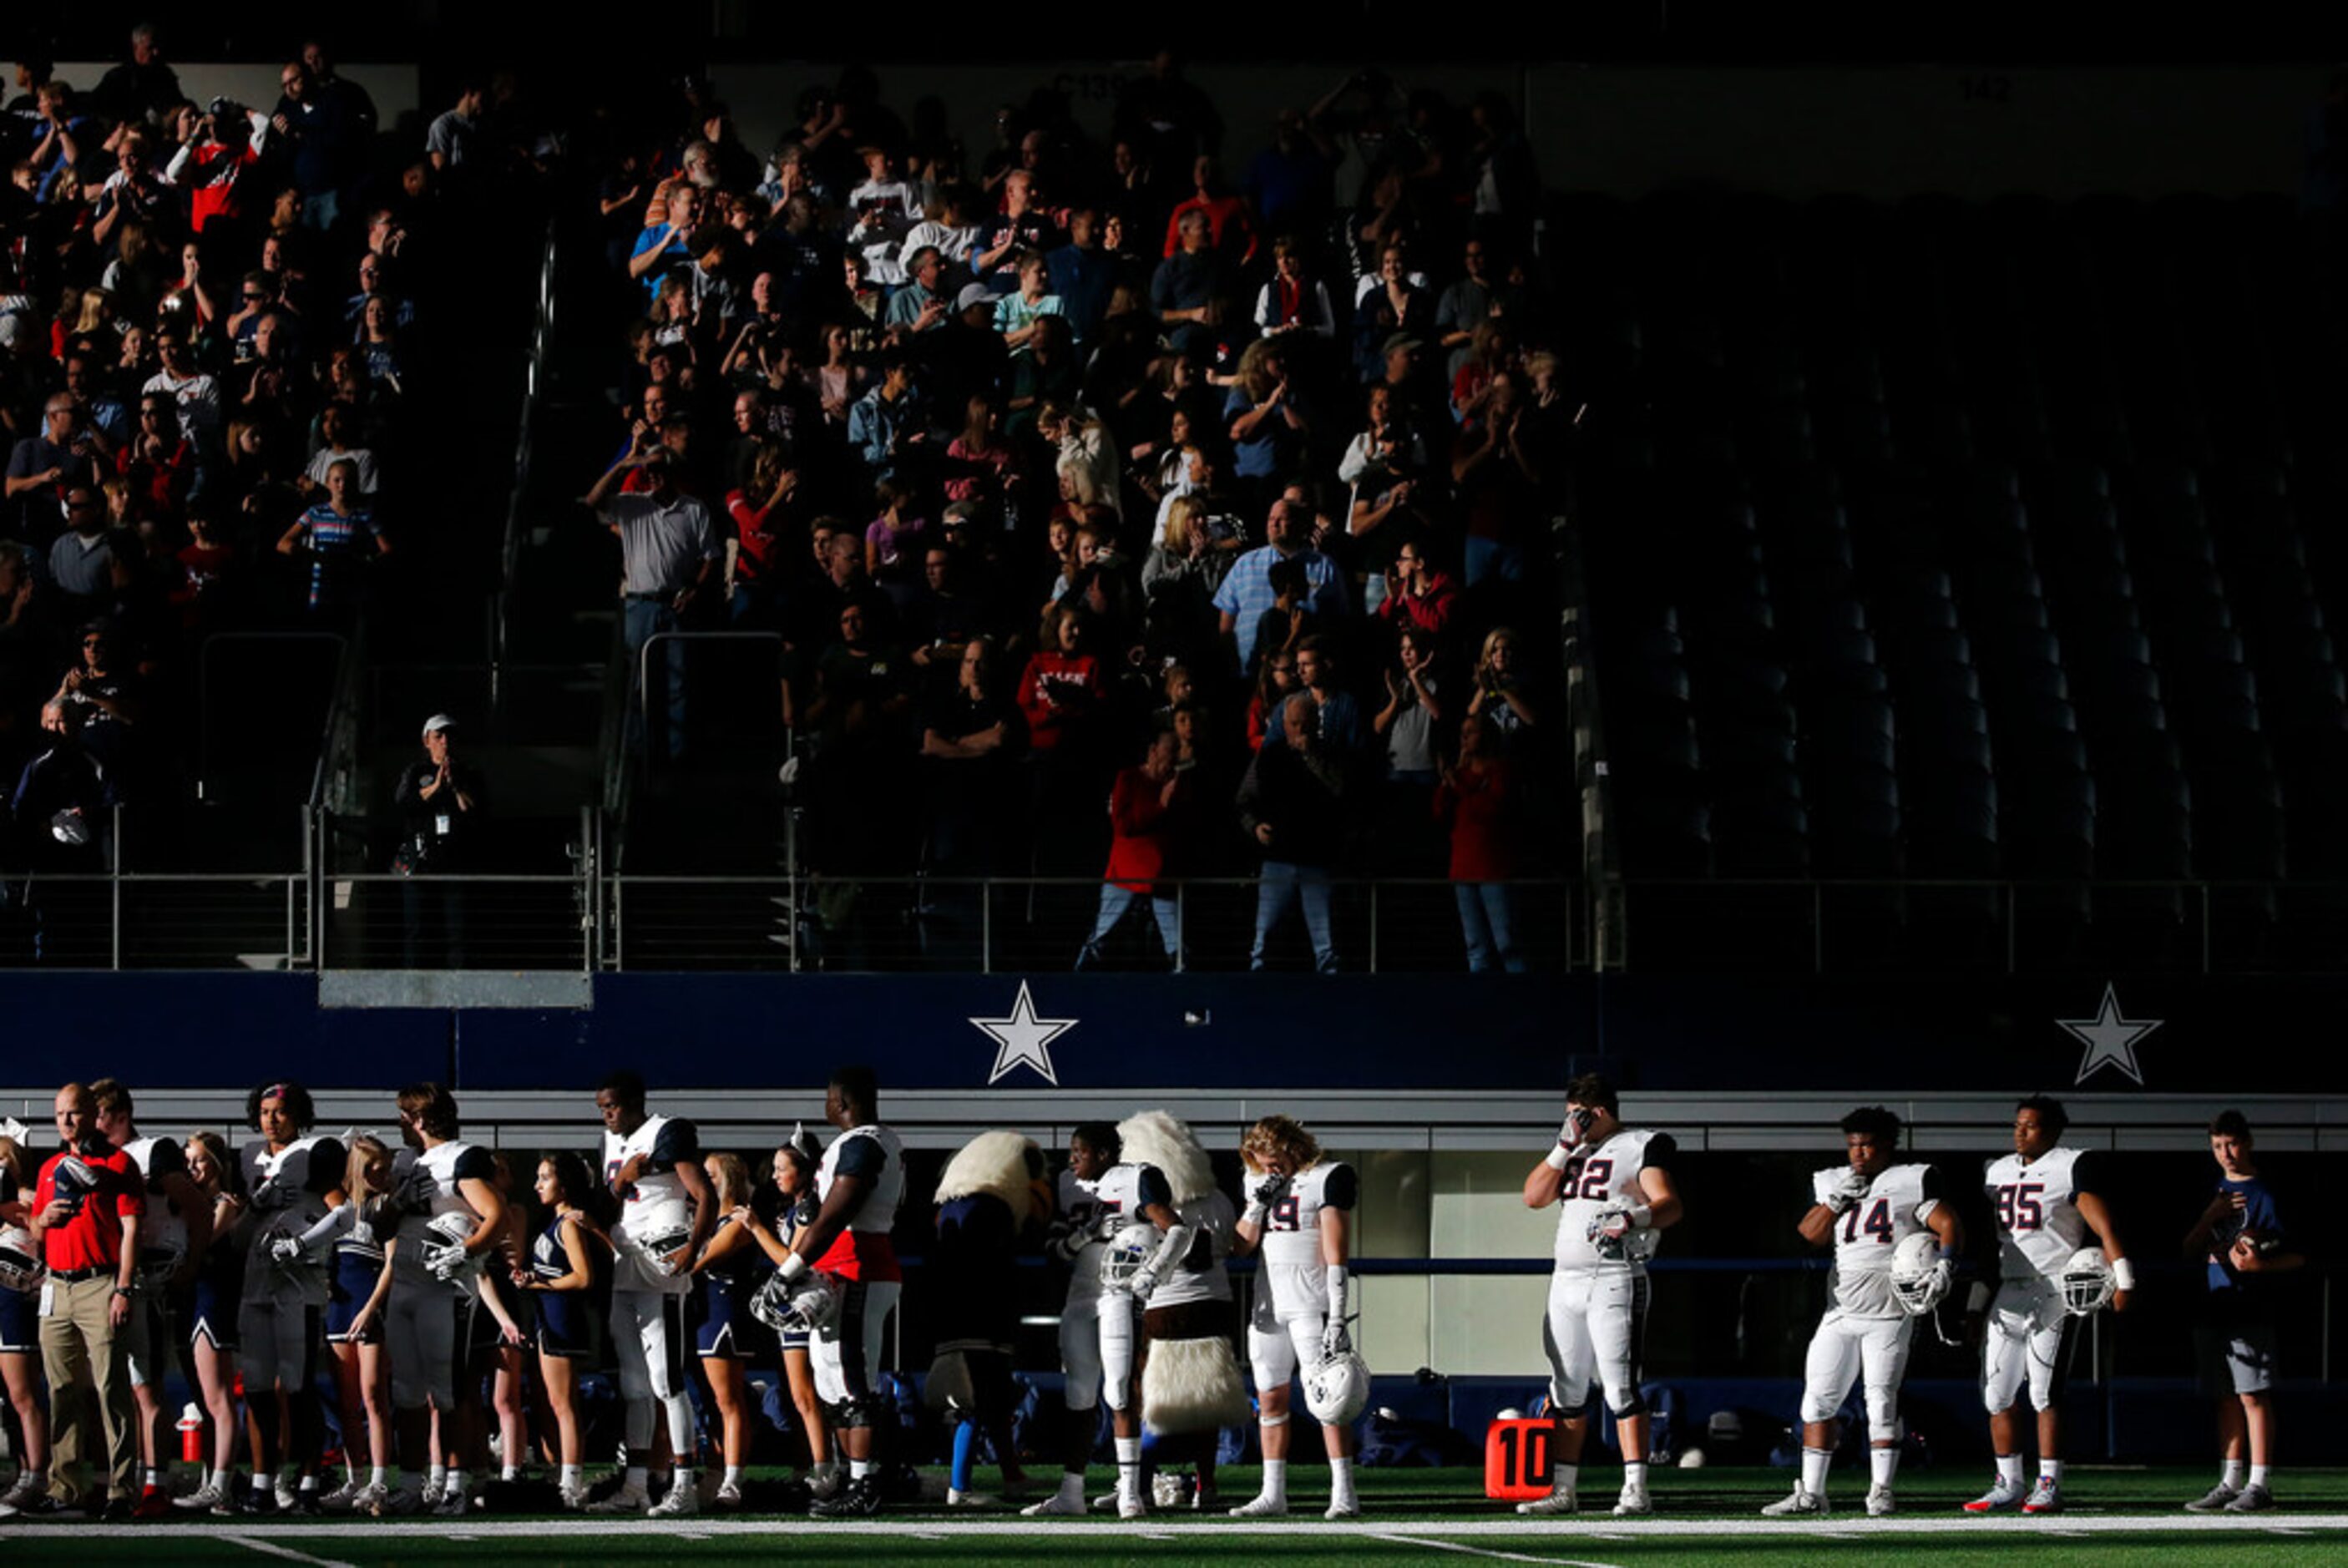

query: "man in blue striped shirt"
xmin=1214 ymin=493 xmax=1348 ymax=670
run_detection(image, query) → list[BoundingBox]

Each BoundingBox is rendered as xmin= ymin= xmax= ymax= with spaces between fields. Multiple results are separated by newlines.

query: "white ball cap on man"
xmin=422 ymin=714 xmax=454 ymax=736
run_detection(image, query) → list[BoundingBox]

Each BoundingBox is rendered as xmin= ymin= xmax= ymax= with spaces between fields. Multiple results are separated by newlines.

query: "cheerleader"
xmin=0 ymin=1133 xmax=51 ymax=1515
xmin=518 ymin=1152 xmax=610 ymax=1510
xmin=688 ymin=1154 xmax=763 ymax=1508
xmin=175 ymin=1130 xmax=245 ymax=1515
xmin=734 ymin=1133 xmax=834 ymax=1495
xmin=318 ymin=1137 xmax=397 ymax=1511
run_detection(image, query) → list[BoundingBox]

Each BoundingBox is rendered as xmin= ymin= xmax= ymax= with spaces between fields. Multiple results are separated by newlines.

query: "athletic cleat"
xmin=318 ymin=1477 xmax=362 ymax=1511
xmin=1 ymin=1474 xmax=44 ymax=1509
xmin=807 ymin=1469 xmax=843 ymax=1501
xmin=589 ymin=1482 xmax=649 ymax=1515
xmin=1118 ymin=1492 xmax=1148 ymax=1520
xmin=273 ymin=1475 xmax=298 ymax=1512
xmin=2022 ymin=1479 xmax=2062 ymax=1515
xmin=1962 ymin=1477 xmax=2026 ymax=1513
xmin=714 ymin=1480 xmax=744 ymax=1509
xmin=2224 ymin=1484 xmax=2275 ymax=1513
xmin=1612 ymin=1482 xmax=1652 ymax=1517
xmin=944 ymin=1488 xmax=994 ymax=1508
xmin=286 ymin=1491 xmax=324 ymax=1516
xmin=133 ymin=1490 xmax=174 ymax=1520
xmin=2185 ymin=1482 xmax=2240 ymax=1513
xmin=1866 ymin=1485 xmax=1895 ymax=1517
xmin=174 ymin=1482 xmax=229 ymax=1515
xmin=1762 ymin=1489 xmax=1828 ymax=1517
xmin=1229 ymin=1494 xmax=1288 ymax=1517
xmin=235 ymin=1485 xmax=276 ymax=1515
xmin=807 ymin=1475 xmax=882 ymax=1518
xmin=559 ymin=1482 xmax=590 ymax=1512
xmin=1324 ymin=1500 xmax=1360 ymax=1520
xmin=431 ymin=1484 xmax=469 ymax=1516
xmin=1092 ymin=1491 xmax=1121 ymax=1511
xmin=648 ymin=1479 xmax=699 ymax=1518
xmin=1021 ymin=1490 xmax=1089 ymax=1517
xmin=1516 ymin=1486 xmax=1577 ymax=1515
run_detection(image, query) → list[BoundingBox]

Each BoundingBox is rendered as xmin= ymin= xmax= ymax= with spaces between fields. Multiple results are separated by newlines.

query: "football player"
xmin=375 ymin=1083 xmax=503 ymax=1516
xmin=2181 ymin=1109 xmax=2301 ymax=1514
xmin=1518 ymin=1072 xmax=1683 ymax=1517
xmin=235 ymin=1081 xmax=345 ymax=1515
xmin=1230 ymin=1115 xmax=1362 ymax=1519
xmin=1764 ymin=1107 xmax=1961 ymax=1519
xmin=1022 ymin=1120 xmax=1181 ymax=1520
xmin=762 ymin=1065 xmax=907 ymax=1519
xmin=591 ymin=1070 xmax=715 ymax=1516
xmin=90 ymin=1080 xmax=212 ymax=1518
xmin=1966 ymin=1095 xmax=2130 ymax=1515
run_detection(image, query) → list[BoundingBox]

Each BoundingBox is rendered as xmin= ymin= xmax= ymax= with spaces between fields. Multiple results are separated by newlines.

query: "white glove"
xmin=1321 ymin=1318 xmax=1352 ymax=1361
xmin=425 ymin=1241 xmax=470 ymax=1282
xmin=1125 ymin=1266 xmax=1161 ymax=1301
xmin=1242 ymin=1171 xmax=1291 ymax=1225
xmin=267 ymin=1235 xmax=306 ymax=1267
xmin=1824 ymin=1167 xmax=1870 ymax=1215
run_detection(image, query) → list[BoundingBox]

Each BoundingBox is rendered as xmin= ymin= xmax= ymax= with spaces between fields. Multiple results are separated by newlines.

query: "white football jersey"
xmin=241 ymin=1135 xmax=344 ymax=1301
xmin=1553 ymin=1128 xmax=1674 ymax=1272
xmin=390 ymin=1140 xmax=495 ymax=1287
xmin=1815 ymin=1162 xmax=1941 ymax=1317
xmin=1145 ymin=1189 xmax=1237 ymax=1309
xmin=604 ymin=1113 xmax=699 ymax=1249
xmin=1257 ymin=1161 xmax=1358 ymax=1320
xmin=1984 ymin=1146 xmax=2097 ymax=1282
xmin=123 ymin=1134 xmax=189 ymax=1262
xmin=1069 ymin=1161 xmax=1170 ymax=1305
xmin=817 ymin=1124 xmax=905 ymax=1234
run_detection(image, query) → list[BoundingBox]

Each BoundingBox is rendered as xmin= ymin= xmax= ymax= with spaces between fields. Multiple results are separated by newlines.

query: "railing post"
xmin=1176 ymin=881 xmax=1187 ymax=973
xmin=2006 ymin=883 xmax=2017 ymax=975
xmin=1368 ymin=882 xmax=1379 ymax=974
xmin=109 ymin=802 xmax=124 ymax=971
xmin=1812 ymin=883 xmax=1824 ymax=974
xmin=980 ymin=879 xmax=993 ymax=974
xmin=580 ymin=805 xmax=595 ymax=974
xmin=2200 ymin=883 xmax=2212 ymax=974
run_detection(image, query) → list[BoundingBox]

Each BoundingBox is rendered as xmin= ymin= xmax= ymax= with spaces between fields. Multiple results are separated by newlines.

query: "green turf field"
xmin=3 ymin=1466 xmax=2343 ymax=1565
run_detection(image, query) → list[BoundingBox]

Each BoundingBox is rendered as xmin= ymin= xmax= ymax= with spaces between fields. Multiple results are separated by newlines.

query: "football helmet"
xmin=1585 ymin=1204 xmax=1657 ymax=1263
xmin=629 ymin=1226 xmax=694 ymax=1277
xmin=0 ymin=1228 xmax=43 ymax=1292
xmin=1888 ymin=1232 xmax=1949 ymax=1314
xmin=749 ymin=1271 xmax=840 ymax=1335
xmin=2059 ymin=1247 xmax=2117 ymax=1316
xmin=1097 ymin=1222 xmax=1161 ymax=1289
xmin=419 ymin=1211 xmax=479 ymax=1282
xmin=1303 ymin=1348 xmax=1370 ymax=1426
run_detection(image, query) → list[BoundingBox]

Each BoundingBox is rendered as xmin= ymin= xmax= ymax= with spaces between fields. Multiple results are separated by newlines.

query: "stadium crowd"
xmin=580 ymin=60 xmax=1567 ymax=971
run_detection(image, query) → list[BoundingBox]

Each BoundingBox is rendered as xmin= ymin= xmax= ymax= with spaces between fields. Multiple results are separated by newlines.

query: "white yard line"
xmin=1374 ymin=1531 xmax=1621 ymax=1566
xmin=221 ymin=1535 xmax=357 ymax=1568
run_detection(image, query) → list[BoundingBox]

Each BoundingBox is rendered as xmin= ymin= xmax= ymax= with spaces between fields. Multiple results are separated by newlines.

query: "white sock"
xmin=1870 ymin=1445 xmax=1898 ymax=1488
xmin=1260 ymin=1458 xmax=1287 ymax=1503
xmin=2221 ymin=1458 xmax=2246 ymax=1488
xmin=1330 ymin=1456 xmax=1356 ymax=1505
xmin=848 ymin=1459 xmax=873 ymax=1481
xmin=1553 ymin=1461 xmax=1579 ymax=1493
xmin=501 ymin=1464 xmax=519 ymax=1481
xmin=2039 ymin=1459 xmax=2063 ymax=1485
xmin=299 ymin=1474 xmax=319 ymax=1494
xmin=1624 ymin=1460 xmax=1648 ymax=1490
xmin=1116 ymin=1437 xmax=1141 ymax=1496
xmin=560 ymin=1464 xmax=583 ymax=1488
xmin=209 ymin=1468 xmax=230 ymax=1492
xmin=1057 ymin=1470 xmax=1085 ymax=1500
xmin=145 ymin=1466 xmax=162 ymax=1490
xmin=1800 ymin=1446 xmax=1831 ymax=1497
xmin=447 ymin=1469 xmax=469 ymax=1497
xmin=428 ymin=1464 xmax=448 ymax=1493
xmin=2249 ymin=1464 xmax=2271 ymax=1490
xmin=625 ymin=1464 xmax=649 ymax=1492
xmin=1996 ymin=1453 xmax=2024 ymax=1487
xmin=724 ymin=1465 xmax=743 ymax=1488
xmin=370 ymin=1466 xmax=387 ymax=1488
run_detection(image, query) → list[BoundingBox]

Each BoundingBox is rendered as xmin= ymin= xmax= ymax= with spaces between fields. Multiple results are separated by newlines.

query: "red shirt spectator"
xmin=35 ymin=1137 xmax=145 ymax=1274
xmin=1017 ymin=610 xmax=1106 ymax=752
xmin=1435 ymin=736 xmax=1521 ymax=883
xmin=1379 ymin=550 xmax=1459 ymax=640
xmin=1105 ymin=756 xmax=1187 ymax=894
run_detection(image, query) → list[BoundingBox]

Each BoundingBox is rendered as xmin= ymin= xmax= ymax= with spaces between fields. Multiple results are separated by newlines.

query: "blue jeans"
xmin=621 ymin=598 xmax=686 ymax=759
xmin=1252 ymin=861 xmax=1336 ymax=973
xmin=1079 ymin=884 xmax=1182 ymax=967
xmin=1455 ymin=882 xmax=1525 ymax=973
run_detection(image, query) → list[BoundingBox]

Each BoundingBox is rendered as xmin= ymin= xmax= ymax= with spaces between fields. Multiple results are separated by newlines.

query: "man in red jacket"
xmin=1075 ymin=731 xmax=1187 ymax=970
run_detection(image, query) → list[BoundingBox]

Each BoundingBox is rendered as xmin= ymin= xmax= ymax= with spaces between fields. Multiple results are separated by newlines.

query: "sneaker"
xmin=174 ymin=1483 xmax=229 ymax=1515
xmin=648 ymin=1480 xmax=699 ymax=1518
xmin=1613 ymin=1482 xmax=1652 ymax=1517
xmin=273 ymin=1474 xmax=298 ymax=1511
xmin=807 ymin=1469 xmax=843 ymax=1501
xmin=1516 ymin=1486 xmax=1577 ymax=1516
xmin=944 ymin=1488 xmax=994 ymax=1509
xmin=588 ymin=1482 xmax=649 ymax=1515
xmin=1866 ymin=1485 xmax=1895 ymax=1518
xmin=1963 ymin=1477 xmax=2027 ymax=1514
xmin=1022 ymin=1490 xmax=1089 ymax=1518
xmin=807 ymin=1475 xmax=881 ymax=1519
xmin=1229 ymin=1494 xmax=1288 ymax=1518
xmin=1762 ymin=1489 xmax=1828 ymax=1517
xmin=431 ymin=1484 xmax=469 ymax=1517
xmin=2 ymin=1474 xmax=46 ymax=1509
xmin=559 ymin=1482 xmax=590 ymax=1512
xmin=420 ymin=1474 xmax=446 ymax=1506
xmin=2224 ymin=1484 xmax=2275 ymax=1514
xmin=2186 ymin=1482 xmax=2241 ymax=1513
xmin=1092 ymin=1491 xmax=1121 ymax=1512
xmin=134 ymin=1490 xmax=174 ymax=1521
xmin=1325 ymin=1500 xmax=1360 ymax=1520
xmin=1117 ymin=1490 xmax=1147 ymax=1520
xmin=287 ymin=1491 xmax=325 ymax=1517
xmin=319 ymin=1477 xmax=362 ymax=1511
xmin=235 ymin=1484 xmax=277 ymax=1515
xmin=2022 ymin=1478 xmax=2062 ymax=1515
xmin=347 ymin=1482 xmax=387 ymax=1515
xmin=370 ymin=1486 xmax=424 ymax=1518
xmin=714 ymin=1480 xmax=744 ymax=1510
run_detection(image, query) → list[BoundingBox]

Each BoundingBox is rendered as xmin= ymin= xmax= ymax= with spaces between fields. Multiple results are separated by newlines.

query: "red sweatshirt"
xmin=1104 ymin=766 xmax=1185 ymax=893
xmin=1434 ymin=757 xmax=1519 ymax=882
xmin=1017 ymin=650 xmax=1105 ymax=751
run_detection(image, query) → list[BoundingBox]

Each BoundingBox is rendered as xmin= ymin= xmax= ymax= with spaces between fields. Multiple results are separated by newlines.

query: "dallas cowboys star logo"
xmin=971 ymin=980 xmax=1076 ymax=1086
xmin=2057 ymin=983 xmax=2163 ymax=1086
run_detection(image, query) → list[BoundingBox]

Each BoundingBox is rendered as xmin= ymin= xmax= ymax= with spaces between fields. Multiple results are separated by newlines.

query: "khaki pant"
xmin=40 ymin=1273 xmax=139 ymax=1504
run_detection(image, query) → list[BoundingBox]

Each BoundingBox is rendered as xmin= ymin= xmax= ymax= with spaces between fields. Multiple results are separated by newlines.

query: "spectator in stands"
xmin=847 ymin=350 xmax=936 ymax=484
xmin=1354 ymin=248 xmax=1434 ymax=383
xmin=1467 ymin=625 xmax=1541 ymax=751
xmin=426 ymin=82 xmax=485 ymax=173
xmin=724 ymin=445 xmax=798 ymax=630
xmin=393 ymin=714 xmax=482 ymax=969
xmin=885 ymin=246 xmax=953 ymax=334
xmin=589 ymin=433 xmax=722 ymax=761
xmin=1451 ymin=369 xmax=1539 ymax=585
xmin=301 ymin=400 xmax=379 ymax=499
xmin=1435 ymin=236 xmax=1506 ymax=381
xmin=1246 ymin=649 xmax=1299 ymax=754
xmin=276 ymin=458 xmax=387 ymax=623
xmin=1436 ymin=716 xmax=1525 ymax=973
xmin=994 ymin=253 xmax=1065 ymax=357
xmin=921 ymin=636 xmax=1026 ymax=874
xmin=94 ymin=24 xmax=181 ymax=128
xmin=119 ymin=395 xmax=194 ymax=524
xmin=863 ymin=480 xmax=929 ymax=600
xmin=810 ymin=600 xmax=912 ymax=737
xmin=1151 ymin=210 xmax=1227 ymax=356
xmin=1224 ymin=341 xmax=1311 ymax=509
xmin=46 ymin=488 xmax=117 ymax=624
xmin=1253 ymin=236 xmax=1337 ymax=346
xmin=1046 ymin=209 xmax=1116 ymax=347
xmin=8 ymin=394 xmax=107 ymax=537
xmin=1239 ymin=692 xmax=1348 ymax=973
xmin=1377 ymin=540 xmax=1458 ymax=642
xmin=1216 ymin=493 xmax=1348 ymax=672
xmin=1376 ymin=625 xmax=1450 ymax=873
xmin=1077 ymin=729 xmax=1189 ymax=970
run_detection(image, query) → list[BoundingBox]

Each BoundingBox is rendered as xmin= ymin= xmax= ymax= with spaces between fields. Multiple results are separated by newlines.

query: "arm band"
xmin=777 ymin=1252 xmax=810 ymax=1286
xmin=1543 ymin=1145 xmax=1571 ymax=1171
xmin=2112 ymin=1257 xmax=2137 ymax=1292
xmin=1627 ymin=1204 xmax=1654 ymax=1230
